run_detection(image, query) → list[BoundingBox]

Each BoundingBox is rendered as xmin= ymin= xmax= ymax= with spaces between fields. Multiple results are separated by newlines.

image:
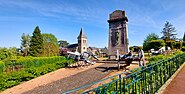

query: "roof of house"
xmin=88 ymin=47 xmax=98 ymax=50
xmin=65 ymin=43 xmax=78 ymax=48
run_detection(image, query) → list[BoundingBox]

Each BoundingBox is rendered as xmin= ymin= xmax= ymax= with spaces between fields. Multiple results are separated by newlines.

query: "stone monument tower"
xmin=78 ymin=28 xmax=87 ymax=53
xmin=108 ymin=10 xmax=129 ymax=58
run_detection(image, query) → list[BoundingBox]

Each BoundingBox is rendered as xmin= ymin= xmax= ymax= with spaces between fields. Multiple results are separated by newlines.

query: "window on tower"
xmin=83 ymin=40 xmax=86 ymax=43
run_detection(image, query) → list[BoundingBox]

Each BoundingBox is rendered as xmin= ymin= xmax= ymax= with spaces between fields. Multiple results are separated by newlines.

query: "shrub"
xmin=0 ymin=61 xmax=5 ymax=73
xmin=0 ymin=59 xmax=74 ymax=91
xmin=148 ymin=55 xmax=166 ymax=64
xmin=148 ymin=40 xmax=165 ymax=50
xmin=181 ymin=46 xmax=185 ymax=52
xmin=129 ymin=46 xmax=143 ymax=52
xmin=183 ymin=42 xmax=185 ymax=46
xmin=16 ymin=56 xmax=66 ymax=68
xmin=166 ymin=41 xmax=174 ymax=49
xmin=173 ymin=50 xmax=183 ymax=55
xmin=0 ymin=56 xmax=74 ymax=91
xmin=173 ymin=42 xmax=182 ymax=49
xmin=129 ymin=46 xmax=134 ymax=51
xmin=143 ymin=40 xmax=165 ymax=51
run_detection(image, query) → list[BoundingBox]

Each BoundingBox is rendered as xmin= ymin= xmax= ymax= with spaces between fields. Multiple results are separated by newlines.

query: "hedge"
xmin=148 ymin=55 xmax=166 ymax=64
xmin=0 ymin=61 xmax=5 ymax=73
xmin=15 ymin=56 xmax=66 ymax=68
xmin=143 ymin=39 xmax=165 ymax=51
xmin=148 ymin=51 xmax=183 ymax=64
xmin=181 ymin=46 xmax=185 ymax=52
xmin=0 ymin=57 xmax=74 ymax=91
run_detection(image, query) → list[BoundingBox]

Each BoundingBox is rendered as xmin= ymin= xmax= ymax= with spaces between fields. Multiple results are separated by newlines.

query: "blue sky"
xmin=0 ymin=0 xmax=185 ymax=48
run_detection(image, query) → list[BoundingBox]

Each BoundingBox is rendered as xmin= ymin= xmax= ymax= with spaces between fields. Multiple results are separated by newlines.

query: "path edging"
xmin=157 ymin=62 xmax=185 ymax=94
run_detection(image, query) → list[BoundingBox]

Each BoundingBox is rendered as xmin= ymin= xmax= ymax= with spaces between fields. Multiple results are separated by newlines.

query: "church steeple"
xmin=78 ymin=28 xmax=87 ymax=39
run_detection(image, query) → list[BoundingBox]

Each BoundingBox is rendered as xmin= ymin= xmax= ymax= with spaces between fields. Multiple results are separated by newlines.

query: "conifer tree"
xmin=29 ymin=26 xmax=43 ymax=57
xmin=161 ymin=21 xmax=177 ymax=41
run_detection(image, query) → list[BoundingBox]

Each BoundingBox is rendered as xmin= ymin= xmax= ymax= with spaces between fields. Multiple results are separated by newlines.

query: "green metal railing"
xmin=62 ymin=53 xmax=185 ymax=94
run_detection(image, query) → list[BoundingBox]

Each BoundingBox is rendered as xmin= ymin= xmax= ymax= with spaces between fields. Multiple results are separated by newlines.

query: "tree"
xmin=161 ymin=21 xmax=177 ymax=41
xmin=183 ymin=32 xmax=185 ymax=42
xmin=42 ymin=33 xmax=59 ymax=56
xmin=20 ymin=33 xmax=30 ymax=56
xmin=143 ymin=33 xmax=159 ymax=51
xmin=0 ymin=47 xmax=17 ymax=60
xmin=58 ymin=40 xmax=69 ymax=47
xmin=29 ymin=26 xmax=43 ymax=57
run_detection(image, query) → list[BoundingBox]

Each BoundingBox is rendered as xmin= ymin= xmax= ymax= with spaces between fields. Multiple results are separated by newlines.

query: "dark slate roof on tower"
xmin=78 ymin=28 xmax=87 ymax=39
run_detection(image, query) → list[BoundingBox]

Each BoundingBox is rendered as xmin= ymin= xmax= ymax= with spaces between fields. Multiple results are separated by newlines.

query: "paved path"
xmin=163 ymin=65 xmax=185 ymax=94
xmin=23 ymin=63 xmax=118 ymax=94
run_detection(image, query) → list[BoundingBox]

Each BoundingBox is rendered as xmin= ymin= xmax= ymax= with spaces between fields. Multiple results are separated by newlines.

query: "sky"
xmin=0 ymin=0 xmax=185 ymax=48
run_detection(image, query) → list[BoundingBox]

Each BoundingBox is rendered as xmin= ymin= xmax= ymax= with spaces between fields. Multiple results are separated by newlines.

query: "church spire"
xmin=78 ymin=27 xmax=87 ymax=39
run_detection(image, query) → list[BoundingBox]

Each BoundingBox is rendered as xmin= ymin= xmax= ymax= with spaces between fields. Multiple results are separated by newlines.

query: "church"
xmin=64 ymin=28 xmax=88 ymax=53
xmin=62 ymin=28 xmax=108 ymax=57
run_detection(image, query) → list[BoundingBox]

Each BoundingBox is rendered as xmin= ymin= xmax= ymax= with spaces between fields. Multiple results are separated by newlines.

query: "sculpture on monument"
xmin=115 ymin=30 xmax=119 ymax=46
xmin=108 ymin=10 xmax=129 ymax=59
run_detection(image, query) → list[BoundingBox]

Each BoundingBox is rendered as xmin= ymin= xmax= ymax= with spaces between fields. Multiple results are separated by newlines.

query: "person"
xmin=138 ymin=49 xmax=145 ymax=66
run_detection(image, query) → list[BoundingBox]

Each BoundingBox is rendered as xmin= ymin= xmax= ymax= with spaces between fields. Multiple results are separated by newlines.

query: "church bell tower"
xmin=78 ymin=28 xmax=87 ymax=53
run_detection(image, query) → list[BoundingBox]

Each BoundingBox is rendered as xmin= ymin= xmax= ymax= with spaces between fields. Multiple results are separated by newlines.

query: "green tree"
xmin=161 ymin=21 xmax=177 ymax=41
xmin=0 ymin=47 xmax=17 ymax=60
xmin=20 ymin=33 xmax=30 ymax=56
xmin=143 ymin=33 xmax=159 ymax=51
xmin=42 ymin=33 xmax=59 ymax=56
xmin=58 ymin=40 xmax=69 ymax=47
xmin=29 ymin=26 xmax=43 ymax=57
xmin=183 ymin=32 xmax=185 ymax=42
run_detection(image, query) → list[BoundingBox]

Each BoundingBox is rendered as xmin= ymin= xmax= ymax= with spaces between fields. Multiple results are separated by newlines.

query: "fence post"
xmin=119 ymin=74 xmax=122 ymax=94
xmin=123 ymin=77 xmax=126 ymax=94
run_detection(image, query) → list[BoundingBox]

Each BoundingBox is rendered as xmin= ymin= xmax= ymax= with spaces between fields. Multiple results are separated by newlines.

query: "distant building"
xmin=99 ymin=47 xmax=108 ymax=57
xmin=88 ymin=47 xmax=99 ymax=55
xmin=88 ymin=47 xmax=108 ymax=58
xmin=61 ymin=28 xmax=87 ymax=54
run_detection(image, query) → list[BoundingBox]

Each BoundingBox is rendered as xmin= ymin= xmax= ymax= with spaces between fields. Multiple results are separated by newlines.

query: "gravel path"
xmin=162 ymin=65 xmax=185 ymax=94
xmin=22 ymin=63 xmax=118 ymax=94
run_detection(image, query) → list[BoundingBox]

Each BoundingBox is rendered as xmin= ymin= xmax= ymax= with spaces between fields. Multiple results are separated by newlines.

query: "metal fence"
xmin=63 ymin=53 xmax=185 ymax=94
